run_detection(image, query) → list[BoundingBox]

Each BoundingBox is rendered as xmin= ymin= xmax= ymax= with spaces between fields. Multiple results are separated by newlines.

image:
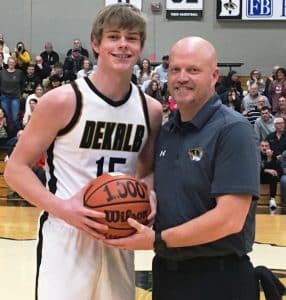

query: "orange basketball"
xmin=84 ymin=173 xmax=151 ymax=239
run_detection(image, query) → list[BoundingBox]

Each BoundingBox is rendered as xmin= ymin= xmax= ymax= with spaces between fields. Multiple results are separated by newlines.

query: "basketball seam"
xmin=86 ymin=200 xmax=150 ymax=209
xmin=107 ymin=226 xmax=135 ymax=230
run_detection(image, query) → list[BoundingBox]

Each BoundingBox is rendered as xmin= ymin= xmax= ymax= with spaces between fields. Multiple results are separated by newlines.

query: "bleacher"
xmin=0 ymin=146 xmax=284 ymax=212
xmin=0 ymin=149 xmax=9 ymax=204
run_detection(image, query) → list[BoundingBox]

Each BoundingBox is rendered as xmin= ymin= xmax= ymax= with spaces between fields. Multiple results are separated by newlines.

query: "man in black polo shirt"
xmin=105 ymin=36 xmax=260 ymax=300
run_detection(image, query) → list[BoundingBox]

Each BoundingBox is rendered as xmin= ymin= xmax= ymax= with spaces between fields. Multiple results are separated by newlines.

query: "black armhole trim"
xmin=138 ymin=87 xmax=151 ymax=136
xmin=57 ymin=81 xmax=83 ymax=136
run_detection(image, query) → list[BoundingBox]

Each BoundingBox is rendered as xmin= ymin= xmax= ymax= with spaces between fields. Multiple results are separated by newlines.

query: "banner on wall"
xmin=217 ymin=0 xmax=286 ymax=20
xmin=166 ymin=0 xmax=204 ymax=20
xmin=105 ymin=0 xmax=142 ymax=10
xmin=216 ymin=0 xmax=242 ymax=19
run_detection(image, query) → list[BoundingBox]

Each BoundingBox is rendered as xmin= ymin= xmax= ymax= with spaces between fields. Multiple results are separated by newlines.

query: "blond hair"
xmin=91 ymin=4 xmax=146 ymax=49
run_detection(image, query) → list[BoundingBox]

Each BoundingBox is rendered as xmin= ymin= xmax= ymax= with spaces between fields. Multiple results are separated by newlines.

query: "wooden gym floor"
xmin=0 ymin=149 xmax=285 ymax=299
xmin=0 ymin=204 xmax=285 ymax=299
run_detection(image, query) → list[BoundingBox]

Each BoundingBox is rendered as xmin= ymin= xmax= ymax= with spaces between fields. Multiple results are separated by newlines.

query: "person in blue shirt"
xmin=105 ymin=36 xmax=260 ymax=300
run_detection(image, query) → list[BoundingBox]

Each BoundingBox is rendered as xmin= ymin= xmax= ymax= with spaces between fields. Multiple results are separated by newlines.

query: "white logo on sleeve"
xmin=159 ymin=150 xmax=166 ymax=157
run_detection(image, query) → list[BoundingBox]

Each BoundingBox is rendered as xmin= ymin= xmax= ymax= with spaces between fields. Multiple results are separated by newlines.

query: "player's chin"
xmin=114 ymin=62 xmax=133 ymax=72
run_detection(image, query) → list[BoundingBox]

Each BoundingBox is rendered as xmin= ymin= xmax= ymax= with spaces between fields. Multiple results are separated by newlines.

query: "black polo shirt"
xmin=154 ymin=94 xmax=260 ymax=260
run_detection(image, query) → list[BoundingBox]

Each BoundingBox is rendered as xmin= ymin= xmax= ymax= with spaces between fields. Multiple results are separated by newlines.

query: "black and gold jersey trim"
xmin=138 ymin=87 xmax=151 ymax=137
xmin=57 ymin=81 xmax=83 ymax=136
xmin=84 ymin=77 xmax=132 ymax=107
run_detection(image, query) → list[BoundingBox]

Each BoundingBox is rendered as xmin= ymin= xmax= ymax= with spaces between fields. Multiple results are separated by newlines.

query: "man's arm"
xmin=161 ymin=194 xmax=251 ymax=247
xmin=4 ymin=85 xmax=107 ymax=239
xmin=104 ymin=194 xmax=252 ymax=250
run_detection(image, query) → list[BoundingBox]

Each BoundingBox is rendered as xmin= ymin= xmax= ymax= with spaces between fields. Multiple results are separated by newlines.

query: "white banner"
xmin=217 ymin=0 xmax=241 ymax=18
xmin=105 ymin=0 xmax=142 ymax=10
xmin=166 ymin=0 xmax=204 ymax=20
xmin=217 ymin=0 xmax=286 ymax=20
xmin=242 ymin=0 xmax=286 ymax=20
xmin=166 ymin=0 xmax=203 ymax=10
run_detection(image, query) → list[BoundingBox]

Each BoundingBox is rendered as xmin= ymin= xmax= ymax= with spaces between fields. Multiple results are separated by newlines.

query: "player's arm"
xmin=4 ymin=85 xmax=107 ymax=238
xmin=136 ymin=94 xmax=162 ymax=185
xmin=136 ymin=95 xmax=162 ymax=220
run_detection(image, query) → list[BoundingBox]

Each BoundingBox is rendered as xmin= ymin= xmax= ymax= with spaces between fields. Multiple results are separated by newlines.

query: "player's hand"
xmin=56 ymin=186 xmax=108 ymax=240
xmin=103 ymin=218 xmax=154 ymax=250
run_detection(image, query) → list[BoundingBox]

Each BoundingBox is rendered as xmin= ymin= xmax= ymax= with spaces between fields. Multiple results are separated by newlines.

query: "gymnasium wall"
xmin=0 ymin=0 xmax=285 ymax=76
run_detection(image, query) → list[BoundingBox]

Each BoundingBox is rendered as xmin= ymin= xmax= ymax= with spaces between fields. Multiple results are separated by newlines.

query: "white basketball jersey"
xmin=45 ymin=77 xmax=150 ymax=199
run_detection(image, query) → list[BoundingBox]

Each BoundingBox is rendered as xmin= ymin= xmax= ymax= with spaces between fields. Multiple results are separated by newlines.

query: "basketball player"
xmin=105 ymin=37 xmax=260 ymax=300
xmin=4 ymin=4 xmax=162 ymax=300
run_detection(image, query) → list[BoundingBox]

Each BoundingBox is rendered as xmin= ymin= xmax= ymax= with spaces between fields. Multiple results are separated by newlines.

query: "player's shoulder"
xmin=34 ymin=83 xmax=77 ymax=127
xmin=144 ymin=94 xmax=162 ymax=129
xmin=144 ymin=94 xmax=162 ymax=115
xmin=40 ymin=83 xmax=75 ymax=108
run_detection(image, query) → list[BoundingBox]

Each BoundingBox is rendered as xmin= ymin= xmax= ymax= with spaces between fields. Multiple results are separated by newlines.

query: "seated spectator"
xmin=264 ymin=65 xmax=280 ymax=99
xmin=77 ymin=58 xmax=94 ymax=78
xmin=42 ymin=62 xmax=65 ymax=89
xmin=141 ymin=72 xmax=160 ymax=92
xmin=161 ymin=98 xmax=172 ymax=125
xmin=7 ymin=130 xmax=46 ymax=186
xmin=245 ymin=95 xmax=268 ymax=126
xmin=34 ymin=55 xmax=51 ymax=81
xmin=0 ymin=33 xmax=10 ymax=54
xmin=246 ymin=69 xmax=265 ymax=94
xmin=268 ymin=67 xmax=286 ymax=113
xmin=153 ymin=55 xmax=169 ymax=85
xmin=275 ymin=96 xmax=286 ymax=122
xmin=216 ymin=70 xmax=243 ymax=98
xmin=22 ymin=64 xmax=41 ymax=98
xmin=66 ymin=38 xmax=89 ymax=58
xmin=136 ymin=58 xmax=152 ymax=87
xmin=46 ymin=74 xmax=62 ymax=91
xmin=241 ymin=83 xmax=270 ymax=115
xmin=132 ymin=58 xmax=140 ymax=77
xmin=145 ymin=79 xmax=163 ymax=102
xmin=23 ymin=83 xmax=44 ymax=126
xmin=40 ymin=42 xmax=59 ymax=67
xmin=15 ymin=42 xmax=32 ymax=71
xmin=254 ymin=106 xmax=275 ymax=141
xmin=168 ymin=96 xmax=177 ymax=112
xmin=279 ymin=150 xmax=286 ymax=206
xmin=0 ymin=40 xmax=10 ymax=64
xmin=23 ymin=98 xmax=37 ymax=126
xmin=0 ymin=52 xmax=7 ymax=70
xmin=260 ymin=140 xmax=281 ymax=213
xmin=0 ymin=107 xmax=17 ymax=148
xmin=63 ymin=47 xmax=84 ymax=81
xmin=266 ymin=117 xmax=286 ymax=160
xmin=221 ymin=87 xmax=241 ymax=112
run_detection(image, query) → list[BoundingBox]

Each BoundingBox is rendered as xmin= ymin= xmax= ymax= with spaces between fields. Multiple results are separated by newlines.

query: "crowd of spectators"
xmin=216 ymin=67 xmax=286 ymax=213
xmin=1 ymin=33 xmax=286 ymax=211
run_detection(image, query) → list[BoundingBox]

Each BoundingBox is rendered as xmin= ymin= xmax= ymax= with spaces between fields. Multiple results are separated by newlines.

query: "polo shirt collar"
xmin=171 ymin=93 xmax=222 ymax=131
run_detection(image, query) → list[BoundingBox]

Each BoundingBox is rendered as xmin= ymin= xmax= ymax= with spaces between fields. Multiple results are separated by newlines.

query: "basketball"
xmin=84 ymin=173 xmax=151 ymax=239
